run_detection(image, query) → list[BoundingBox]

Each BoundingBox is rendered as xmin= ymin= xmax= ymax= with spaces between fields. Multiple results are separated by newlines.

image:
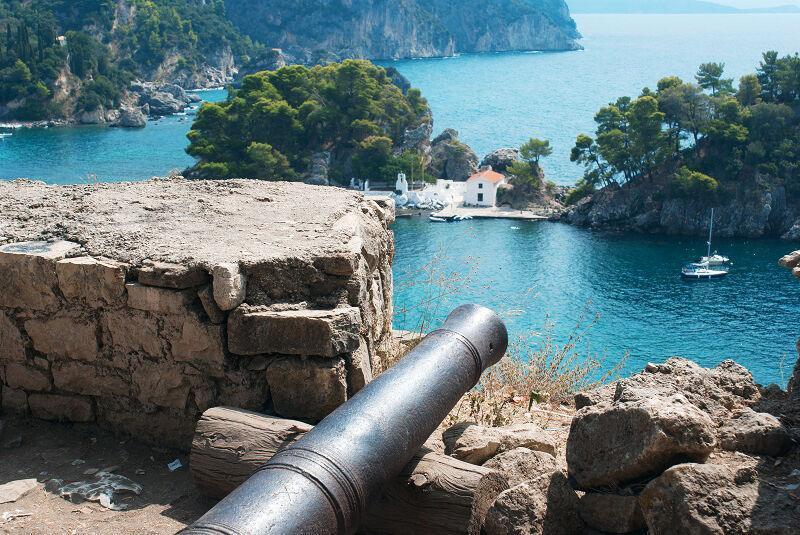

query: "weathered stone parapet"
xmin=0 ymin=179 xmax=395 ymax=449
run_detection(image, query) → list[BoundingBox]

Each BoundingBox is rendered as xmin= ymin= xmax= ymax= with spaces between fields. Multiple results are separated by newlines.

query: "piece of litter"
xmin=0 ymin=479 xmax=38 ymax=504
xmin=135 ymin=469 xmax=146 ymax=475
xmin=789 ymin=469 xmax=800 ymax=478
xmin=2 ymin=509 xmax=32 ymax=522
xmin=46 ymin=472 xmax=142 ymax=511
xmin=785 ymin=483 xmax=800 ymax=491
xmin=83 ymin=468 xmax=99 ymax=476
xmin=71 ymin=459 xmax=86 ymax=466
xmin=167 ymin=459 xmax=183 ymax=472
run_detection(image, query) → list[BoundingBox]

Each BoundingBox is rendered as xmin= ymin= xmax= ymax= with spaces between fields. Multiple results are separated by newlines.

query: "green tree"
xmin=672 ymin=167 xmax=718 ymax=199
xmin=696 ymin=62 xmax=733 ymax=96
xmin=736 ymin=74 xmax=762 ymax=106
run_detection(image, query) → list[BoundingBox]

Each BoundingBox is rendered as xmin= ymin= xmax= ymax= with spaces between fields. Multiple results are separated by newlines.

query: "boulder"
xmin=444 ymin=422 xmax=557 ymax=465
xmin=78 ymin=107 xmax=106 ymax=124
xmin=483 ymin=471 xmax=583 ymax=535
xmin=482 ymin=448 xmax=559 ymax=486
xmin=117 ymin=107 xmax=147 ymax=128
xmin=567 ymin=393 xmax=716 ymax=489
xmin=480 ymin=148 xmax=520 ymax=174
xmin=429 ymin=129 xmax=479 ymax=181
xmin=0 ymin=479 xmax=38 ymax=504
xmin=141 ymin=91 xmax=184 ymax=116
xmin=579 ymin=358 xmax=761 ymax=422
xmin=212 ymin=263 xmax=246 ymax=311
xmin=227 ymin=306 xmax=362 ymax=357
xmin=640 ymin=462 xmax=800 ymax=534
xmin=717 ymin=407 xmax=792 ymax=456
xmin=266 ymin=356 xmax=347 ymax=422
xmin=577 ymin=491 xmax=645 ymax=534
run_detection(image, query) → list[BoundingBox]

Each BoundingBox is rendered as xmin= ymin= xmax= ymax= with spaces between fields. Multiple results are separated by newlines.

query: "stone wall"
xmin=0 ymin=179 xmax=395 ymax=449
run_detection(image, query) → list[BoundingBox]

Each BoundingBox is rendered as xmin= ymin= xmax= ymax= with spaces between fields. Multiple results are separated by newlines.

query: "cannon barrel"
xmin=181 ymin=304 xmax=508 ymax=535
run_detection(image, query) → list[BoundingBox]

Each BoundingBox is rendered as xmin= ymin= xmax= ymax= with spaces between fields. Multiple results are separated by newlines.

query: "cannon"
xmin=181 ymin=304 xmax=508 ymax=535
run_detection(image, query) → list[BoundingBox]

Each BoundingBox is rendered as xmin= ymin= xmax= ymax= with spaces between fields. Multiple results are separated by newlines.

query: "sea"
xmin=2 ymin=14 xmax=799 ymax=384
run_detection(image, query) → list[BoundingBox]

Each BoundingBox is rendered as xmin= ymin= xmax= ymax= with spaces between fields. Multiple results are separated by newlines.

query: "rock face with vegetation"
xmin=0 ymin=178 xmax=395 ymax=449
xmin=565 ymin=53 xmax=800 ymax=238
xmin=185 ymin=60 xmax=432 ymax=184
xmin=223 ymin=0 xmax=581 ymax=63
xmin=0 ymin=0 xmax=259 ymax=122
xmin=428 ymin=129 xmax=479 ymax=181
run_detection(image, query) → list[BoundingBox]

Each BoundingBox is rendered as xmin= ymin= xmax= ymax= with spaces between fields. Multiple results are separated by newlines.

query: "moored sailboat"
xmin=681 ymin=208 xmax=729 ymax=279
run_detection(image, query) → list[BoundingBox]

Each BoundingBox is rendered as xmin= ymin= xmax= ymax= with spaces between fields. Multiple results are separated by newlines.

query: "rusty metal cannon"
xmin=181 ymin=304 xmax=508 ymax=535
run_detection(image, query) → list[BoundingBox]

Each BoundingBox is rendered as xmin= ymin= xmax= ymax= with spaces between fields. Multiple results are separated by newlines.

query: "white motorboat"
xmin=429 ymin=216 xmax=447 ymax=222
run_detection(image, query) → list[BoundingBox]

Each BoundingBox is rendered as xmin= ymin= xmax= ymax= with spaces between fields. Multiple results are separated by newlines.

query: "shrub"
xmin=672 ymin=166 xmax=719 ymax=199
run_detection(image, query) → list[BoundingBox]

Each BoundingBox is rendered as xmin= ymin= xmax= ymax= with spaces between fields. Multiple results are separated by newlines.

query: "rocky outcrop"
xmin=567 ymin=356 xmax=799 ymax=534
xmin=429 ymin=129 xmax=479 ymax=181
xmin=224 ymin=0 xmax=581 ymax=63
xmin=0 ymin=179 xmax=395 ymax=449
xmin=480 ymin=148 xmax=520 ymax=174
xmin=115 ymin=107 xmax=147 ymax=128
xmin=564 ymin=175 xmax=800 ymax=239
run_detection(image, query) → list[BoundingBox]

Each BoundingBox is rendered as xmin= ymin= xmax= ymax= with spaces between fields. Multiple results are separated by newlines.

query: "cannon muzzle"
xmin=182 ymin=304 xmax=508 ymax=535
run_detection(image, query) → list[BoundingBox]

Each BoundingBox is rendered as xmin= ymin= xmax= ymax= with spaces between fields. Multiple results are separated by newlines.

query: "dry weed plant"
xmin=380 ymin=247 xmax=626 ymax=429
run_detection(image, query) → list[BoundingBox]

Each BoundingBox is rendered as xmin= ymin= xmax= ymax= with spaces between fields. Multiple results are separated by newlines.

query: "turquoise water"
xmin=392 ymin=218 xmax=800 ymax=386
xmin=386 ymin=13 xmax=800 ymax=184
xmin=0 ymin=89 xmax=226 ymax=184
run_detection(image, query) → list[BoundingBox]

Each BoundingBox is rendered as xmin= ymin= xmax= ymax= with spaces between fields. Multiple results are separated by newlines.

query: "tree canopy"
xmin=186 ymin=60 xmax=431 ymax=182
xmin=571 ymin=52 xmax=800 ymax=200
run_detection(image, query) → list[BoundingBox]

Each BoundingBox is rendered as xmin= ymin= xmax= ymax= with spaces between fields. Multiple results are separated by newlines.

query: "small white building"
xmin=463 ymin=169 xmax=506 ymax=207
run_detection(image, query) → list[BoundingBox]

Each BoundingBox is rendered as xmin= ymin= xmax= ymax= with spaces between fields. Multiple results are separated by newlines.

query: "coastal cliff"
xmin=223 ymin=0 xmax=581 ymax=62
xmin=564 ymin=174 xmax=800 ymax=239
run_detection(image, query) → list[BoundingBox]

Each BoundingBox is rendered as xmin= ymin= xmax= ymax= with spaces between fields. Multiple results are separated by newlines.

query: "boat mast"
xmin=707 ymin=207 xmax=714 ymax=261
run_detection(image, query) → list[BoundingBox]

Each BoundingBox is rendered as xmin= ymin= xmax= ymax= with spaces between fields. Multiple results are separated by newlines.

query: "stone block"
xmin=166 ymin=313 xmax=226 ymax=376
xmin=212 ymin=263 xmax=246 ymax=311
xmin=4 ymin=363 xmax=50 ymax=391
xmin=228 ymin=307 xmax=361 ymax=357
xmin=267 ymin=357 xmax=347 ymax=422
xmin=56 ymin=256 xmax=127 ymax=308
xmin=138 ymin=261 xmax=209 ymax=289
xmin=217 ymin=368 xmax=270 ymax=411
xmin=0 ymin=311 xmax=26 ymax=362
xmin=126 ymin=283 xmax=196 ymax=314
xmin=444 ymin=423 xmax=558 ymax=465
xmin=24 ymin=315 xmax=98 ymax=361
xmin=345 ymin=340 xmax=372 ymax=394
xmin=28 ymin=393 xmax=94 ymax=422
xmin=198 ymin=285 xmax=226 ymax=323
xmin=102 ymin=310 xmax=161 ymax=358
xmin=52 ymin=361 xmax=130 ymax=397
xmin=0 ymin=240 xmax=79 ymax=311
xmin=132 ymin=361 xmax=190 ymax=409
xmin=1 ymin=387 xmax=28 ymax=413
